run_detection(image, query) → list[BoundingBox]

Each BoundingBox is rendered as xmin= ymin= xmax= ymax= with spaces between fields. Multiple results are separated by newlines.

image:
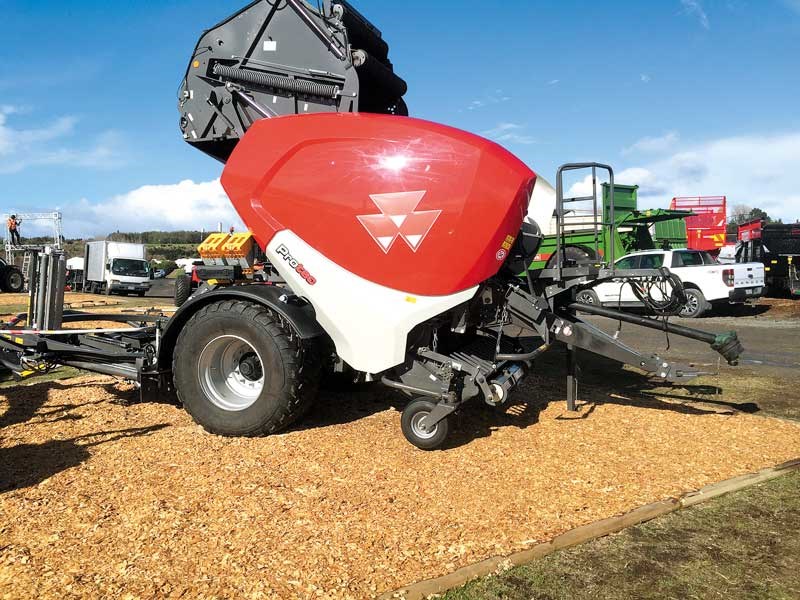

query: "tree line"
xmin=726 ymin=205 xmax=779 ymax=234
xmin=106 ymin=231 xmax=208 ymax=244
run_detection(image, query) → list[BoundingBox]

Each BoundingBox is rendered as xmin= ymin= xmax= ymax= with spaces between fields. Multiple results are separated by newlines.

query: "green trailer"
xmin=528 ymin=184 xmax=690 ymax=270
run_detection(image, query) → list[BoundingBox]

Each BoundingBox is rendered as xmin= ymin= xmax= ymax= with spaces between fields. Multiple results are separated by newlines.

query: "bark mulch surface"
xmin=0 ymin=293 xmax=118 ymax=308
xmin=759 ymin=297 xmax=800 ymax=319
xmin=1 ymin=374 xmax=799 ymax=599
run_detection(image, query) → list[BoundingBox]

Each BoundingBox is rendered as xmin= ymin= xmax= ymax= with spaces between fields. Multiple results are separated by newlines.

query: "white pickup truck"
xmin=578 ymin=249 xmax=765 ymax=318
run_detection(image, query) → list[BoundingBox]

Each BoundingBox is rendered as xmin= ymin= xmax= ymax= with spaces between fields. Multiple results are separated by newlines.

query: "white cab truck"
xmin=84 ymin=241 xmax=152 ymax=297
xmin=579 ymin=249 xmax=765 ymax=318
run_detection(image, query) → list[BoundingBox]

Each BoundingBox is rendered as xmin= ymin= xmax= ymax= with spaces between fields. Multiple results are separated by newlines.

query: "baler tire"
xmin=174 ymin=275 xmax=192 ymax=308
xmin=172 ymin=299 xmax=319 ymax=437
xmin=401 ymin=399 xmax=450 ymax=451
xmin=2 ymin=267 xmax=24 ymax=294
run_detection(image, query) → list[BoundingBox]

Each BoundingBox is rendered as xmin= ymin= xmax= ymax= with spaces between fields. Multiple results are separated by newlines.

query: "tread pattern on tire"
xmin=172 ymin=299 xmax=319 ymax=436
xmin=2 ymin=267 xmax=24 ymax=293
xmin=174 ymin=275 xmax=192 ymax=307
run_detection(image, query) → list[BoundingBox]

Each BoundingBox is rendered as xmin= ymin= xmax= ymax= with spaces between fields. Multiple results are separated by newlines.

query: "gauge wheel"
xmin=401 ymin=399 xmax=450 ymax=451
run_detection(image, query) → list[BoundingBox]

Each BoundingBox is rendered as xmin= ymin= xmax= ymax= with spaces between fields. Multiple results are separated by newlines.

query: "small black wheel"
xmin=174 ymin=275 xmax=192 ymax=307
xmin=137 ymin=291 xmax=146 ymax=298
xmin=401 ymin=399 xmax=450 ymax=451
xmin=576 ymin=289 xmax=600 ymax=306
xmin=2 ymin=267 xmax=24 ymax=293
xmin=680 ymin=288 xmax=709 ymax=318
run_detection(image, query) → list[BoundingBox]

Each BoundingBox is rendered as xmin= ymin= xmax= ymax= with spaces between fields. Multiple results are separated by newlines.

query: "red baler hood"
xmin=222 ymin=113 xmax=535 ymax=296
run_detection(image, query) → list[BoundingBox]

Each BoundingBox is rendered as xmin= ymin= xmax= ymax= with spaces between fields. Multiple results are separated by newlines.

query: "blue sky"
xmin=2 ymin=0 xmax=799 ymax=238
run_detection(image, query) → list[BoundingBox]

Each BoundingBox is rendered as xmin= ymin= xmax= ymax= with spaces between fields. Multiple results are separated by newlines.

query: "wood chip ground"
xmin=1 ymin=371 xmax=799 ymax=599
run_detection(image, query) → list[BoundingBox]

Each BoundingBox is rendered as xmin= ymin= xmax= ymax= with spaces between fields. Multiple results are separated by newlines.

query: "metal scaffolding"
xmin=3 ymin=212 xmax=64 ymax=290
xmin=3 ymin=211 xmax=63 ymax=254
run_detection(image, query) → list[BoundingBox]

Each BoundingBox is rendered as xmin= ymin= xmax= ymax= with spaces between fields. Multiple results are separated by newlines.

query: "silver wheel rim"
xmin=197 ymin=335 xmax=265 ymax=412
xmin=578 ymin=292 xmax=596 ymax=304
xmin=410 ymin=411 xmax=438 ymax=440
xmin=682 ymin=293 xmax=699 ymax=316
xmin=9 ymin=272 xmax=22 ymax=289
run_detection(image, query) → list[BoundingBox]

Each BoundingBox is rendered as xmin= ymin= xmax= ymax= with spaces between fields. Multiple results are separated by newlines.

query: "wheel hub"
xmin=197 ymin=335 xmax=266 ymax=412
xmin=238 ymin=353 xmax=263 ymax=381
xmin=410 ymin=412 xmax=438 ymax=439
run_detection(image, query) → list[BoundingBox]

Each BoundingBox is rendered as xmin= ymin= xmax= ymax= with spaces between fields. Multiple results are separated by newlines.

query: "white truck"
xmin=83 ymin=241 xmax=152 ymax=297
xmin=578 ymin=249 xmax=765 ymax=318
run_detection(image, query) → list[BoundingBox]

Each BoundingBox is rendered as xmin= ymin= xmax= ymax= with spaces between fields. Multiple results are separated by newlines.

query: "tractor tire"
xmin=679 ymin=288 xmax=710 ymax=318
xmin=173 ymin=299 xmax=320 ymax=437
xmin=545 ymin=246 xmax=595 ymax=269
xmin=2 ymin=267 xmax=24 ymax=293
xmin=174 ymin=275 xmax=192 ymax=308
xmin=576 ymin=289 xmax=600 ymax=306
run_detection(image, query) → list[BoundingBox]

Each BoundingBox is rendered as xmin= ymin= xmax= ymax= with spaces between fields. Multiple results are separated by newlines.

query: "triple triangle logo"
xmin=357 ymin=191 xmax=442 ymax=253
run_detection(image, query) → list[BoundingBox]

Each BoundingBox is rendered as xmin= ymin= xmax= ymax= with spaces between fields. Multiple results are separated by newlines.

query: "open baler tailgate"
xmin=178 ymin=0 xmax=408 ymax=163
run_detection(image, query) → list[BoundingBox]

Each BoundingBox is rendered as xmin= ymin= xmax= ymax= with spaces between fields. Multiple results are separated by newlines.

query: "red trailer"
xmin=670 ymin=196 xmax=727 ymax=254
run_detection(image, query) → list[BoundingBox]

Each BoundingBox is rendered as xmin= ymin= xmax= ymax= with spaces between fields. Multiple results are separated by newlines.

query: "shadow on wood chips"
xmin=0 ymin=379 xmax=169 ymax=493
xmin=0 ymin=342 xmax=772 ymax=494
xmin=0 ymin=343 xmax=756 ymax=478
xmin=294 ymin=344 xmax=756 ymax=451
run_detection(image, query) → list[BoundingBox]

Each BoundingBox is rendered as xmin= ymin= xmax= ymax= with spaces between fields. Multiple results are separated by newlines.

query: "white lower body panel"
xmin=266 ymin=230 xmax=479 ymax=374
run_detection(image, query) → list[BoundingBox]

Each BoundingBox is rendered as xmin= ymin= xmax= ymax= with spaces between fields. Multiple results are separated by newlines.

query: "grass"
xmin=0 ymin=366 xmax=82 ymax=390
xmin=443 ymin=471 xmax=800 ymax=600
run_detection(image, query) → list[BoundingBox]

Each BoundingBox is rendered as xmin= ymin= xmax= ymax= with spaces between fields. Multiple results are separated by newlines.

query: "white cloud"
xmin=0 ymin=107 xmax=125 ymax=174
xmin=681 ymin=0 xmax=710 ymax=29
xmin=547 ymin=79 xmax=560 ymax=86
xmin=466 ymin=90 xmax=512 ymax=111
xmin=623 ymin=131 xmax=680 ymax=155
xmin=481 ymin=122 xmax=536 ymax=145
xmin=571 ymin=131 xmax=800 ymax=222
xmin=640 ymin=74 xmax=652 ymax=83
xmin=67 ymin=179 xmax=243 ymax=238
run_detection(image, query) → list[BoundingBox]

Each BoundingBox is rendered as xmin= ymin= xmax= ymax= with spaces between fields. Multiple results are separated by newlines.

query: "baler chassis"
xmin=0 ymin=164 xmax=744 ymax=451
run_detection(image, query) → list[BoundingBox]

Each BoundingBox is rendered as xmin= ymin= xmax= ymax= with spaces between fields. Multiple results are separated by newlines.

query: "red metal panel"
xmin=221 ymin=113 xmax=536 ymax=296
xmin=738 ymin=219 xmax=764 ymax=242
xmin=670 ymin=196 xmax=727 ymax=251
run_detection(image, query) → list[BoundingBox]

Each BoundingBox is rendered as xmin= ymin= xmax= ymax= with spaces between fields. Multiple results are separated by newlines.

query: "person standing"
xmin=6 ymin=215 xmax=21 ymax=246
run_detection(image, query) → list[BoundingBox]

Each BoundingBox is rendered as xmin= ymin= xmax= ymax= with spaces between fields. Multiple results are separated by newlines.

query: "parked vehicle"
xmin=736 ymin=220 xmax=800 ymax=296
xmin=0 ymin=258 xmax=24 ymax=293
xmin=579 ymin=249 xmax=765 ymax=318
xmin=84 ymin=241 xmax=152 ymax=297
xmin=670 ymin=196 xmax=727 ymax=255
xmin=527 ymin=183 xmax=692 ymax=270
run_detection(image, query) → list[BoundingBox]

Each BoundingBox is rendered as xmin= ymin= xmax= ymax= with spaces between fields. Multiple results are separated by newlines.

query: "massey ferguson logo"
xmin=357 ymin=191 xmax=441 ymax=253
xmin=276 ymin=245 xmax=317 ymax=286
